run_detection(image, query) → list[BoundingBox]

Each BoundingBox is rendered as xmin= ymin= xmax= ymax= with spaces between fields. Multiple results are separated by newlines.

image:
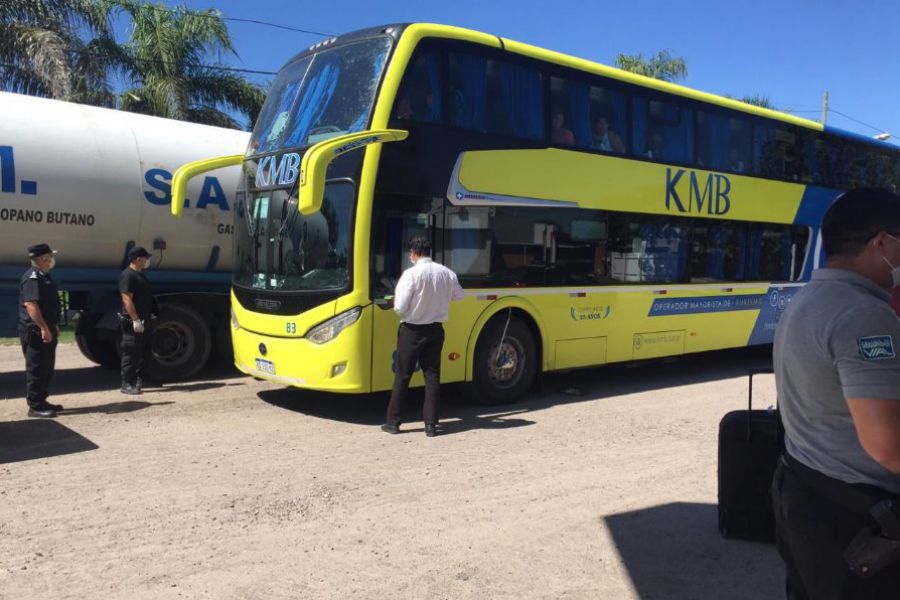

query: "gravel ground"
xmin=0 ymin=343 xmax=783 ymax=600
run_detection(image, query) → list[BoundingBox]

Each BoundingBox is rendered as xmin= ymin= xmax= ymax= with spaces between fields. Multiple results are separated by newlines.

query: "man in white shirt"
xmin=382 ymin=236 xmax=465 ymax=437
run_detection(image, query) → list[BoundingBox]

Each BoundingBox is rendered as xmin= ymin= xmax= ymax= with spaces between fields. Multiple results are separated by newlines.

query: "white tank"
xmin=0 ymin=92 xmax=249 ymax=271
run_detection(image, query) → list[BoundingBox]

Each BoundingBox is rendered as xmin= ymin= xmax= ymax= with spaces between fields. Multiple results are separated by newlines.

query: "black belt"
xmin=783 ymin=452 xmax=898 ymax=516
xmin=401 ymin=322 xmax=442 ymax=330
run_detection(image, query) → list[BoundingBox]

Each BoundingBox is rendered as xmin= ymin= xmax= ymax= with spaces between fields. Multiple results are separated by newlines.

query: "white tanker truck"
xmin=0 ymin=92 xmax=249 ymax=380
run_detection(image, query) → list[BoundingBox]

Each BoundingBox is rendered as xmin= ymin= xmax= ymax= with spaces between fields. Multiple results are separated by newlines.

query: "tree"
xmin=615 ymin=50 xmax=688 ymax=83
xmin=0 ymin=0 xmax=122 ymax=105
xmin=737 ymin=95 xmax=775 ymax=109
xmin=114 ymin=1 xmax=265 ymax=129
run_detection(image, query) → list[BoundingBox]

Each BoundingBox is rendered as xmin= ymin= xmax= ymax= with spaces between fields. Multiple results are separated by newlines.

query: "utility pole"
xmin=821 ymin=91 xmax=829 ymax=125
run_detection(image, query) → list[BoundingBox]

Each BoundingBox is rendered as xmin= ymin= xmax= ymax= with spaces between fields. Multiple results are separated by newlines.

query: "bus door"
xmin=370 ymin=195 xmax=442 ymax=391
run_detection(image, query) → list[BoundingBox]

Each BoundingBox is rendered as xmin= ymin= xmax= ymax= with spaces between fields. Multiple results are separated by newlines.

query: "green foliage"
xmin=0 ymin=0 xmax=120 ymax=104
xmin=614 ymin=50 xmax=688 ymax=83
xmin=0 ymin=0 xmax=265 ymax=129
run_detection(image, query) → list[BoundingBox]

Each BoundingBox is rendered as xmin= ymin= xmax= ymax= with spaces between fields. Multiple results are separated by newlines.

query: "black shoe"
xmin=425 ymin=424 xmax=439 ymax=437
xmin=46 ymin=402 xmax=64 ymax=412
xmin=380 ymin=423 xmax=400 ymax=434
xmin=28 ymin=406 xmax=57 ymax=418
xmin=120 ymin=384 xmax=141 ymax=396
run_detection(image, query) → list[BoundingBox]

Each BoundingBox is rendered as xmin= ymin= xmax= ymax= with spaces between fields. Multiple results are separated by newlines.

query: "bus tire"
xmin=75 ymin=313 xmax=120 ymax=369
xmin=146 ymin=303 xmax=211 ymax=382
xmin=466 ymin=316 xmax=537 ymax=405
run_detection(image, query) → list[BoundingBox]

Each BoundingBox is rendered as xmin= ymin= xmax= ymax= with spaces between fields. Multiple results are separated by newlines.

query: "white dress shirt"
xmin=393 ymin=257 xmax=465 ymax=324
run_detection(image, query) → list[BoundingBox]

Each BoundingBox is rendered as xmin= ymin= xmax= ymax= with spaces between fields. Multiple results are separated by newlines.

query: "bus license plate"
xmin=255 ymin=358 xmax=275 ymax=374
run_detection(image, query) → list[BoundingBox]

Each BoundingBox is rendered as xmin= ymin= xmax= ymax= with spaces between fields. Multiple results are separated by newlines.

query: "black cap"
xmin=27 ymin=243 xmax=56 ymax=258
xmin=127 ymin=246 xmax=152 ymax=261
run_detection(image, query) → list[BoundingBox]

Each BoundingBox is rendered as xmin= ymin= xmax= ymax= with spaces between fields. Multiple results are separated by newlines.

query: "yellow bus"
xmin=172 ymin=23 xmax=900 ymax=403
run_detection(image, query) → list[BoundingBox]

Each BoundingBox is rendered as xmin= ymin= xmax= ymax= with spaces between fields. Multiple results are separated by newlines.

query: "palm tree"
xmin=114 ymin=1 xmax=265 ymax=129
xmin=0 ymin=0 xmax=122 ymax=104
xmin=615 ymin=50 xmax=688 ymax=83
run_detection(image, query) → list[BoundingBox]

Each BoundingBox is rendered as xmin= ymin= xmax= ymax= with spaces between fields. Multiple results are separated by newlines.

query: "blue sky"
xmin=122 ymin=0 xmax=899 ymax=141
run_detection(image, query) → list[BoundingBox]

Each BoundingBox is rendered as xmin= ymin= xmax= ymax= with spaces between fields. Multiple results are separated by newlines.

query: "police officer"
xmin=18 ymin=243 xmax=62 ymax=418
xmin=381 ymin=236 xmax=464 ymax=437
xmin=119 ymin=246 xmax=154 ymax=395
xmin=772 ymin=188 xmax=900 ymax=599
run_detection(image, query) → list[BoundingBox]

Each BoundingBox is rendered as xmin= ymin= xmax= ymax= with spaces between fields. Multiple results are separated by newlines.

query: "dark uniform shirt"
xmin=18 ymin=267 xmax=61 ymax=326
xmin=119 ymin=267 xmax=154 ymax=320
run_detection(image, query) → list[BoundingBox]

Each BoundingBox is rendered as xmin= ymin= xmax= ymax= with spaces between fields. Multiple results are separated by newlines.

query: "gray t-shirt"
xmin=774 ymin=268 xmax=900 ymax=493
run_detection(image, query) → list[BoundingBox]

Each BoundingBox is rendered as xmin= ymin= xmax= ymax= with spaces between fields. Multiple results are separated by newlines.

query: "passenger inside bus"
xmin=395 ymin=86 xmax=435 ymax=121
xmin=645 ymin=131 xmax=665 ymax=160
xmin=551 ymin=107 xmax=575 ymax=145
xmin=591 ymin=115 xmax=625 ymax=153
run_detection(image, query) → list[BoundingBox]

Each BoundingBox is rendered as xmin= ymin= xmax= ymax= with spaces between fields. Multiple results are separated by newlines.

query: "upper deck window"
xmin=632 ymin=96 xmax=694 ymax=164
xmin=249 ymin=37 xmax=392 ymax=155
xmin=446 ymin=53 xmax=543 ymax=140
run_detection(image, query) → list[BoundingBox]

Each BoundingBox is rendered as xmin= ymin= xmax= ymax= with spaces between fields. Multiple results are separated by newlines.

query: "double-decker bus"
xmin=172 ymin=23 xmax=900 ymax=403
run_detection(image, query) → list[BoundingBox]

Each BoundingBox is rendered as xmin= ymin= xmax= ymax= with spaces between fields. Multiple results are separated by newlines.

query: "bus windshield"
xmin=249 ymin=37 xmax=392 ymax=154
xmin=234 ymin=181 xmax=355 ymax=292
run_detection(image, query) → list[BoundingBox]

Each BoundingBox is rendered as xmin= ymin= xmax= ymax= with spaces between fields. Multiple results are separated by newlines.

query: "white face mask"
xmin=47 ymin=256 xmax=56 ymax=271
xmin=140 ymin=257 xmax=151 ymax=269
xmin=882 ymin=234 xmax=900 ymax=288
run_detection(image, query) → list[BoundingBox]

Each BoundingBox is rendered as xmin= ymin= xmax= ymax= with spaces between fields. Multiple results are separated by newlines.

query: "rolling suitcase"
xmin=717 ymin=367 xmax=782 ymax=543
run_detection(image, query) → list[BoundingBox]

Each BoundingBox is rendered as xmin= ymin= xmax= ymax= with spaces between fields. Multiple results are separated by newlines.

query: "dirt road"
xmin=0 ymin=344 xmax=782 ymax=599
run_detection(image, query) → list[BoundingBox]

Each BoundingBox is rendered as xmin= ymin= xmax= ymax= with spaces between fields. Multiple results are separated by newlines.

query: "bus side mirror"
xmin=171 ymin=154 xmax=244 ymax=217
xmin=297 ymin=129 xmax=408 ymax=216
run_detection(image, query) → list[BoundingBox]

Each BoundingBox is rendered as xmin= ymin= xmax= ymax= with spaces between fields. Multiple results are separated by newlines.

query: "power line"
xmin=65 ymin=47 xmax=278 ymax=76
xmin=829 ymin=109 xmax=892 ymax=137
xmin=135 ymin=3 xmax=335 ymax=38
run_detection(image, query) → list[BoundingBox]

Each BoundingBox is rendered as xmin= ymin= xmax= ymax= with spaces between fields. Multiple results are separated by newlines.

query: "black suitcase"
xmin=717 ymin=367 xmax=782 ymax=543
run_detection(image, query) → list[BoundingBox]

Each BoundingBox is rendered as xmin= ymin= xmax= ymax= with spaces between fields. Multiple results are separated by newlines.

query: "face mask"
xmin=47 ymin=256 xmax=56 ymax=271
xmin=882 ymin=234 xmax=900 ymax=288
xmin=141 ymin=257 xmax=151 ymax=269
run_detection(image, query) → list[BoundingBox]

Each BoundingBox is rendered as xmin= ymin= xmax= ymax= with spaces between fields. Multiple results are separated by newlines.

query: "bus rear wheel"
xmin=466 ymin=315 xmax=537 ymax=405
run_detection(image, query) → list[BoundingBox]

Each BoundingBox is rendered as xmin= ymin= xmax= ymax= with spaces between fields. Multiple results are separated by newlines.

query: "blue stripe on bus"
xmin=648 ymin=294 xmax=766 ymax=316
xmin=793 ymin=185 xmax=839 ymax=227
xmin=747 ymin=286 xmax=802 ymax=345
xmin=794 ymin=186 xmax=840 ymax=279
xmin=824 ymin=125 xmax=899 ymax=150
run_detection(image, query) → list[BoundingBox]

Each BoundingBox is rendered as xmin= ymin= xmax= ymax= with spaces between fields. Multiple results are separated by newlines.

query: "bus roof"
xmin=294 ymin=23 xmax=897 ymax=150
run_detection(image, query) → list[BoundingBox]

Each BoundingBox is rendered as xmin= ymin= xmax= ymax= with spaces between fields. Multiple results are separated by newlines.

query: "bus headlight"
xmin=230 ymin=307 xmax=241 ymax=331
xmin=305 ymin=307 xmax=362 ymax=344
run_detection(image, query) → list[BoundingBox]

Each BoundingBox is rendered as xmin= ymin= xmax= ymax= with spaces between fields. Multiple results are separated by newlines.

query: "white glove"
xmin=132 ymin=319 xmax=145 ymax=334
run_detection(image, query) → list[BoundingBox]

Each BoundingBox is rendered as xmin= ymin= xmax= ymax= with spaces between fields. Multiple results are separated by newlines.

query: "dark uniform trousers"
xmin=772 ymin=454 xmax=900 ymax=600
xmin=386 ymin=322 xmax=444 ymax=426
xmin=120 ymin=324 xmax=146 ymax=386
xmin=18 ymin=324 xmax=57 ymax=408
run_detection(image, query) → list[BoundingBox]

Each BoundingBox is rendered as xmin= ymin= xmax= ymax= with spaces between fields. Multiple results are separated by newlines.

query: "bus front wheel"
xmin=465 ymin=315 xmax=537 ymax=405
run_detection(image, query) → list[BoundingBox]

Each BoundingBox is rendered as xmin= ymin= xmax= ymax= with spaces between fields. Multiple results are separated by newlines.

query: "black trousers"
xmin=120 ymin=328 xmax=146 ymax=386
xmin=386 ymin=322 xmax=444 ymax=426
xmin=772 ymin=456 xmax=900 ymax=600
xmin=18 ymin=324 xmax=57 ymax=408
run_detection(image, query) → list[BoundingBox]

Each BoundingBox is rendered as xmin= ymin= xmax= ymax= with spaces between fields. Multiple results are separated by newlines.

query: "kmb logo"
xmin=665 ymin=168 xmax=731 ymax=215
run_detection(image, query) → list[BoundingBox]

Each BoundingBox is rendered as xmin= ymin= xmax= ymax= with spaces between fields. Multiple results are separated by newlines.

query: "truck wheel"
xmin=75 ymin=313 xmax=120 ymax=369
xmin=146 ymin=303 xmax=211 ymax=382
xmin=464 ymin=315 xmax=537 ymax=405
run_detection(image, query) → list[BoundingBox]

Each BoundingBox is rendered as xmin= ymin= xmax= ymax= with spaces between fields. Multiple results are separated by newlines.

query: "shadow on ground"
xmin=604 ymin=502 xmax=782 ymax=600
xmin=257 ymin=347 xmax=773 ymax=434
xmin=0 ymin=360 xmax=244 ymax=399
xmin=0 ymin=419 xmax=98 ymax=464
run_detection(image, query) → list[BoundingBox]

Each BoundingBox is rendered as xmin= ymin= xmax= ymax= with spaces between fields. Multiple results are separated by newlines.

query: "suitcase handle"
xmin=747 ymin=368 xmax=776 ymax=441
